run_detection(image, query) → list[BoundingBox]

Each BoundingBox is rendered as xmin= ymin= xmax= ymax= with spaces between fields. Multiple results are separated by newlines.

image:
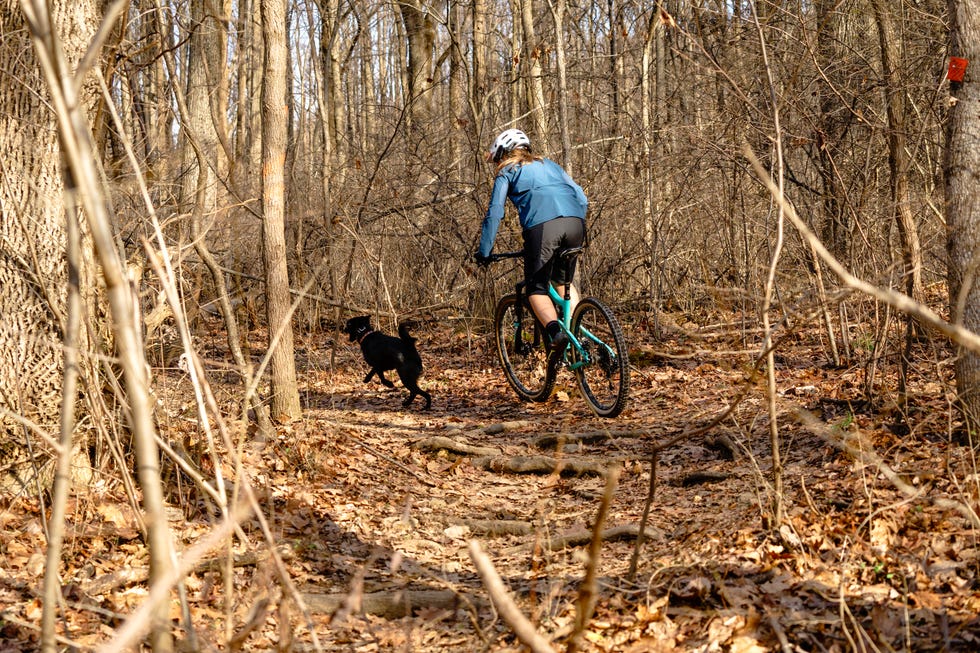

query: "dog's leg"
xmin=397 ymin=370 xmax=431 ymax=410
xmin=401 ymin=390 xmax=432 ymax=409
xmin=375 ymin=371 xmax=396 ymax=388
xmin=404 ymin=390 xmax=432 ymax=409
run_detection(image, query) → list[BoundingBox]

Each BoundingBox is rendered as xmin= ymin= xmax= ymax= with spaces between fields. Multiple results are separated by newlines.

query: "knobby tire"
xmin=571 ymin=297 xmax=630 ymax=417
xmin=494 ymin=294 xmax=555 ymax=402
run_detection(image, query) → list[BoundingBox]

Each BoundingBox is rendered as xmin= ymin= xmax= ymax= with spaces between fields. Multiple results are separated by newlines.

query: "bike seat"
xmin=558 ymin=246 xmax=584 ymax=260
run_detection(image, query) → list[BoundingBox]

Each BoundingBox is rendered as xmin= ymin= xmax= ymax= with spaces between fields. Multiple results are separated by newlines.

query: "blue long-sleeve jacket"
xmin=478 ymin=158 xmax=587 ymax=257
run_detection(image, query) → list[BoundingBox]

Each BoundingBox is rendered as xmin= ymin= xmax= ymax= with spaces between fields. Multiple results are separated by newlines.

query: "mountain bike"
xmin=488 ymin=248 xmax=630 ymax=418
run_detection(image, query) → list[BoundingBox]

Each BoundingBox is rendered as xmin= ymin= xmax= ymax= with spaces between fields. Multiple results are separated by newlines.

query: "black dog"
xmin=343 ymin=316 xmax=432 ymax=409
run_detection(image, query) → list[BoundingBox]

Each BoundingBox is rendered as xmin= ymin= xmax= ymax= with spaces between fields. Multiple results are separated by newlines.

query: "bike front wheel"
xmin=494 ymin=294 xmax=555 ymax=402
xmin=571 ymin=298 xmax=630 ymax=417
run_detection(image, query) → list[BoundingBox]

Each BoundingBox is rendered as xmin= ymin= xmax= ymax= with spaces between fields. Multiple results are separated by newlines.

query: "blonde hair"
xmin=495 ymin=146 xmax=541 ymax=174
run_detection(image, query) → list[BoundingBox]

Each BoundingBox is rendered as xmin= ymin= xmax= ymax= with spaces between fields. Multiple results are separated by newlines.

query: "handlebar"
xmin=487 ymin=251 xmax=523 ymax=262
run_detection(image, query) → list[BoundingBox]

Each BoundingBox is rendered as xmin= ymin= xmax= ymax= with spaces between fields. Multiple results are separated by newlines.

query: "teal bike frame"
xmin=495 ymin=246 xmax=614 ymax=373
xmin=547 ymin=282 xmax=616 ymax=372
xmin=488 ymin=246 xmax=630 ymax=417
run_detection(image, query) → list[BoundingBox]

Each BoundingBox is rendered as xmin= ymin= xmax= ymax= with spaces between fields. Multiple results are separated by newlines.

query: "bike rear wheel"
xmin=571 ymin=298 xmax=630 ymax=417
xmin=494 ymin=294 xmax=555 ymax=402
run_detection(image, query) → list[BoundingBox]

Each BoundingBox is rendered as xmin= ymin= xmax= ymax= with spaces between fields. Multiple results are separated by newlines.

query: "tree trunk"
xmin=519 ymin=0 xmax=548 ymax=148
xmin=448 ymin=0 xmax=465 ymax=173
xmin=17 ymin=0 xmax=177 ymax=648
xmin=319 ymin=0 xmax=346 ymax=164
xmin=396 ymin=0 xmax=435 ymax=127
xmin=0 ymin=0 xmax=103 ymax=495
xmin=472 ymin=0 xmax=488 ymax=117
xmin=548 ymin=0 xmax=572 ymax=173
xmin=0 ymin=2 xmax=67 ymax=492
xmin=261 ymin=0 xmax=302 ymax=421
xmin=871 ymin=0 xmax=923 ymax=302
xmin=235 ymin=0 xmax=263 ymax=192
xmin=180 ymin=0 xmax=225 ymax=322
xmin=641 ymin=7 xmax=664 ymax=334
xmin=509 ymin=0 xmax=521 ymax=122
xmin=945 ymin=0 xmax=980 ymax=425
xmin=815 ymin=0 xmax=851 ymax=262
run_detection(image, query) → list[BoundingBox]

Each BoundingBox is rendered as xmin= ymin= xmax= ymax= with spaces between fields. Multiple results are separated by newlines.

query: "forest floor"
xmin=2 ymin=311 xmax=980 ymax=651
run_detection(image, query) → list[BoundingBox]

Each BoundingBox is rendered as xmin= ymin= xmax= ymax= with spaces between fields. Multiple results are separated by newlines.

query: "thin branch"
xmin=567 ymin=464 xmax=621 ymax=653
xmin=468 ymin=540 xmax=556 ymax=653
xmin=742 ymin=144 xmax=980 ymax=356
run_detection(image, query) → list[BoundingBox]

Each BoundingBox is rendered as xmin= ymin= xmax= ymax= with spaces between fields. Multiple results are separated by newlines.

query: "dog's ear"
xmin=345 ymin=316 xmax=372 ymax=341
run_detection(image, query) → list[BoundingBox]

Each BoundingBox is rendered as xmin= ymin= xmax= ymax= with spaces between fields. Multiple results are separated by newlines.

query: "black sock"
xmin=546 ymin=320 xmax=561 ymax=340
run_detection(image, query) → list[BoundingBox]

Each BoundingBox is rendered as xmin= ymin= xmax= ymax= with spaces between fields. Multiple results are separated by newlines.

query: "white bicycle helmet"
xmin=489 ymin=128 xmax=531 ymax=162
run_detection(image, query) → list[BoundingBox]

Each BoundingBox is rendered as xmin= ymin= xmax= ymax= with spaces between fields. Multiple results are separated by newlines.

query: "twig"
xmin=468 ymin=541 xmax=556 ymax=653
xmin=97 ymin=503 xmax=250 ymax=652
xmin=766 ymin=610 xmax=794 ymax=653
xmin=567 ymin=465 xmax=621 ymax=653
xmin=347 ymin=432 xmax=437 ymax=487
xmin=796 ymin=408 xmax=980 ymax=529
xmin=743 ymin=144 xmax=980 ymax=356
xmin=628 ymin=450 xmax=657 ymax=581
xmin=454 ymin=519 xmax=532 ymax=537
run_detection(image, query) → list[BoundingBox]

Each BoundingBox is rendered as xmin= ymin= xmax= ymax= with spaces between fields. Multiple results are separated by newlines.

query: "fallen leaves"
xmin=1 ymin=320 xmax=978 ymax=650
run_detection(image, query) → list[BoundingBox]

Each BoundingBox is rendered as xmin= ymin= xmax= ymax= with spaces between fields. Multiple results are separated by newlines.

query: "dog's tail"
xmin=398 ymin=323 xmax=422 ymax=363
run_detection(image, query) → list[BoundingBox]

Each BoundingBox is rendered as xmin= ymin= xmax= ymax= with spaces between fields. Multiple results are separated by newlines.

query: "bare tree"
xmin=945 ymin=0 xmax=980 ymax=425
xmin=547 ymin=0 xmax=572 ymax=172
xmin=0 ymin=1 xmax=81 ymax=494
xmin=519 ymin=0 xmax=548 ymax=146
xmin=396 ymin=0 xmax=436 ymax=126
xmin=871 ymin=0 xmax=924 ymax=302
xmin=15 ymin=0 xmax=178 ymax=649
xmin=261 ymin=0 xmax=302 ymax=421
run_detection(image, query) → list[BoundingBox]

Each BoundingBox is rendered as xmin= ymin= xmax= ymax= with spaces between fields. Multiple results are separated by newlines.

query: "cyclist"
xmin=475 ymin=128 xmax=587 ymax=354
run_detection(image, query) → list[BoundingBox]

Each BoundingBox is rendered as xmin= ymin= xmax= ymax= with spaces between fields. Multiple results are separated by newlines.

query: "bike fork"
xmin=513 ymin=282 xmax=541 ymax=355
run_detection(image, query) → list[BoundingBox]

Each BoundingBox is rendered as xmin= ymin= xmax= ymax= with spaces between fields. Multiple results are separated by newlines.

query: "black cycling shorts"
xmin=522 ymin=216 xmax=585 ymax=296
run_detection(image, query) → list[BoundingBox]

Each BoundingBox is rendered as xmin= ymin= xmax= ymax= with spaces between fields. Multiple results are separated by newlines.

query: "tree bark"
xmin=519 ymin=0 xmax=548 ymax=147
xmin=548 ymin=0 xmax=572 ymax=173
xmin=871 ymin=0 xmax=923 ymax=302
xmin=319 ymin=0 xmax=346 ymax=163
xmin=814 ymin=0 xmax=851 ymax=261
xmin=180 ymin=0 xmax=226 ymax=325
xmin=17 ymin=0 xmax=177 ymax=649
xmin=396 ymin=0 xmax=435 ymax=127
xmin=945 ymin=0 xmax=980 ymax=425
xmin=0 ymin=1 xmax=72 ymax=493
xmin=471 ymin=0 xmax=488 ymax=116
xmin=261 ymin=0 xmax=302 ymax=421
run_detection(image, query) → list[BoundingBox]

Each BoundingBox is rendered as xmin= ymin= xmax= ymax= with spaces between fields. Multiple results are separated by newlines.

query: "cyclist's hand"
xmin=474 ymin=252 xmax=491 ymax=267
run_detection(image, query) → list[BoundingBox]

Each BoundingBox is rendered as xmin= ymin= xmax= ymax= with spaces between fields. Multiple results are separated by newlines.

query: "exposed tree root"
xmin=81 ymin=546 xmax=295 ymax=596
xmin=677 ymin=470 xmax=729 ymax=486
xmin=470 ymin=454 xmax=610 ymax=476
xmin=505 ymin=524 xmax=663 ymax=554
xmin=301 ymin=588 xmax=482 ymax=619
xmin=532 ymin=430 xmax=656 ymax=449
xmin=452 ymin=518 xmax=532 ymax=537
xmin=412 ymin=436 xmax=502 ymax=457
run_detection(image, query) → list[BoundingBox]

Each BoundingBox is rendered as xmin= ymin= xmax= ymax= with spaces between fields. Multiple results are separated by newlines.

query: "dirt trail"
xmin=2 ymin=321 xmax=976 ymax=651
